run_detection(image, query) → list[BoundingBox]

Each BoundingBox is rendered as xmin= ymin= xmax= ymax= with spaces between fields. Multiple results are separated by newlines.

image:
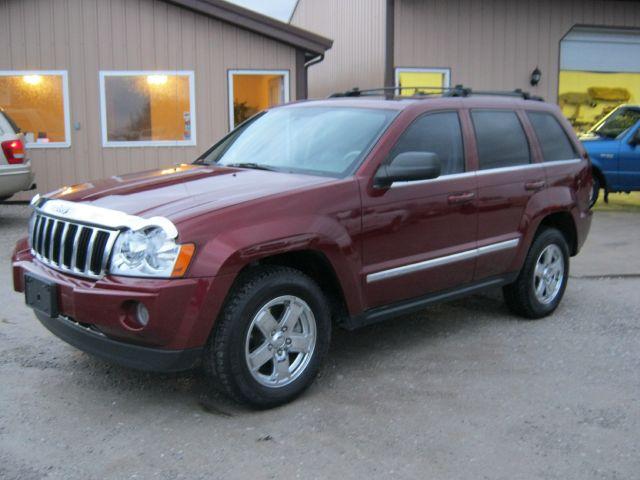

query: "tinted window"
xmin=527 ymin=112 xmax=576 ymax=162
xmin=389 ymin=111 xmax=464 ymax=175
xmin=471 ymin=110 xmax=530 ymax=170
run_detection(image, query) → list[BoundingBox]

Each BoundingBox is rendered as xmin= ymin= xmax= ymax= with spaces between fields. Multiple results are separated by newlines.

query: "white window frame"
xmin=227 ymin=69 xmax=290 ymax=130
xmin=99 ymin=70 xmax=197 ymax=148
xmin=394 ymin=67 xmax=451 ymax=92
xmin=0 ymin=70 xmax=71 ymax=148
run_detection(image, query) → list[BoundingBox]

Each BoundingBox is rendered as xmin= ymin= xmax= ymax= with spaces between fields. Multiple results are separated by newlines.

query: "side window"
xmin=527 ymin=112 xmax=577 ymax=162
xmin=389 ymin=111 xmax=465 ymax=176
xmin=471 ymin=110 xmax=530 ymax=170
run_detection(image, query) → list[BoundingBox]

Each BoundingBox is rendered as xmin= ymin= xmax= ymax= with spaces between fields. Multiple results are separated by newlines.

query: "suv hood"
xmin=48 ymin=164 xmax=333 ymax=220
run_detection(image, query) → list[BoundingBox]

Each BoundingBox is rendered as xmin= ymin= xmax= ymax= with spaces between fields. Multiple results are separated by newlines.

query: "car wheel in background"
xmin=589 ymin=176 xmax=600 ymax=208
xmin=503 ymin=228 xmax=570 ymax=319
xmin=204 ymin=266 xmax=331 ymax=408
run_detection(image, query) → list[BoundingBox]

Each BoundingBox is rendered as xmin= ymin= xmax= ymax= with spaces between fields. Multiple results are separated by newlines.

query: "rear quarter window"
xmin=471 ymin=110 xmax=530 ymax=170
xmin=527 ymin=112 xmax=577 ymax=162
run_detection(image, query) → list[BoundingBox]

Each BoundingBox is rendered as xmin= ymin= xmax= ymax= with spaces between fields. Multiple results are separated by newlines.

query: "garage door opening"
xmin=228 ymin=70 xmax=289 ymax=129
xmin=559 ymin=27 xmax=640 ymax=133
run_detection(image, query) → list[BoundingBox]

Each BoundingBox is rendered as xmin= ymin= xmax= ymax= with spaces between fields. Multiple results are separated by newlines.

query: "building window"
xmin=228 ymin=70 xmax=289 ymax=129
xmin=99 ymin=71 xmax=196 ymax=147
xmin=0 ymin=71 xmax=70 ymax=148
xmin=395 ymin=68 xmax=451 ymax=97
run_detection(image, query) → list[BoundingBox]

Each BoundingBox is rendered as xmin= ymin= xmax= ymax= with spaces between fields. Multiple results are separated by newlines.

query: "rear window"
xmin=0 ymin=110 xmax=20 ymax=134
xmin=527 ymin=112 xmax=577 ymax=162
xmin=471 ymin=110 xmax=530 ymax=170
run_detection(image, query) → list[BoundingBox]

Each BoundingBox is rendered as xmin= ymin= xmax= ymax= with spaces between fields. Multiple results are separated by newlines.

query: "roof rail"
xmin=328 ymin=86 xmax=454 ymax=98
xmin=329 ymin=84 xmax=544 ymax=101
xmin=444 ymin=85 xmax=544 ymax=101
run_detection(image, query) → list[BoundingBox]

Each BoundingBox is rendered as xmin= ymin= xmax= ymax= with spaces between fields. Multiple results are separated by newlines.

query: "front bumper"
xmin=13 ymin=244 xmax=237 ymax=361
xmin=35 ymin=311 xmax=202 ymax=372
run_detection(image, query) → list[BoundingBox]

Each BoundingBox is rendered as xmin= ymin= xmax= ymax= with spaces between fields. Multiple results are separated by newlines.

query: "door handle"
xmin=525 ymin=180 xmax=546 ymax=191
xmin=447 ymin=192 xmax=475 ymax=204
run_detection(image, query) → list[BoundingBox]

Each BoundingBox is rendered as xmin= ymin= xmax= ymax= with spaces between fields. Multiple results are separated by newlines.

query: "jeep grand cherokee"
xmin=12 ymin=88 xmax=592 ymax=408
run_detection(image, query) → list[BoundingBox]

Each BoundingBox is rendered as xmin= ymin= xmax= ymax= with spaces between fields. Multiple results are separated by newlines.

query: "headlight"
xmin=109 ymin=227 xmax=194 ymax=278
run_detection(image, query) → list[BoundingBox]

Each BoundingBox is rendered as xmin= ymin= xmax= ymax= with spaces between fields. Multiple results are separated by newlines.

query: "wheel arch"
xmin=591 ymin=164 xmax=607 ymax=190
xmin=535 ymin=211 xmax=578 ymax=256
xmin=230 ymin=249 xmax=353 ymax=327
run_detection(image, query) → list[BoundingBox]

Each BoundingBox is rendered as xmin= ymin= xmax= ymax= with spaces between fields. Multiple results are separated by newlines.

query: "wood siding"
xmin=291 ymin=0 xmax=387 ymax=98
xmin=395 ymin=0 xmax=640 ymax=102
xmin=0 ymin=0 xmax=297 ymax=196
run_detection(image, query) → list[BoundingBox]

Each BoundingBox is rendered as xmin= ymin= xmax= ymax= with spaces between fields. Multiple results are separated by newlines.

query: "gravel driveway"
xmin=1 ymin=204 xmax=639 ymax=480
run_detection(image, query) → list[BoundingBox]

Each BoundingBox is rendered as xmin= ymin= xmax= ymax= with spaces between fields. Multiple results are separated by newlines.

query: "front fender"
xmin=196 ymin=221 xmax=363 ymax=314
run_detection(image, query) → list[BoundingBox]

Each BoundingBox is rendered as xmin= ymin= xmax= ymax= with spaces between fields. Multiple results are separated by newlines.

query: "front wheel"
xmin=503 ymin=228 xmax=569 ymax=319
xmin=204 ymin=266 xmax=331 ymax=408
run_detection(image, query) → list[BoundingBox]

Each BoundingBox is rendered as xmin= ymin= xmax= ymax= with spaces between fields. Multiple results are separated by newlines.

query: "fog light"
xmin=136 ymin=302 xmax=149 ymax=327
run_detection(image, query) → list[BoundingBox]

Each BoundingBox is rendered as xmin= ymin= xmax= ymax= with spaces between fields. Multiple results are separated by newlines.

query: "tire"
xmin=204 ymin=266 xmax=331 ymax=408
xmin=503 ymin=228 xmax=570 ymax=319
xmin=589 ymin=175 xmax=600 ymax=208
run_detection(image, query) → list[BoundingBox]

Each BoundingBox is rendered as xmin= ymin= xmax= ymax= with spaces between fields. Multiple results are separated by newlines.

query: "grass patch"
xmin=594 ymin=191 xmax=640 ymax=212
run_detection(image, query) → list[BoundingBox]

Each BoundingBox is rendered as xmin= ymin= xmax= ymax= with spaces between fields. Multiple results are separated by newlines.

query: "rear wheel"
xmin=503 ymin=228 xmax=569 ymax=319
xmin=204 ymin=266 xmax=331 ymax=408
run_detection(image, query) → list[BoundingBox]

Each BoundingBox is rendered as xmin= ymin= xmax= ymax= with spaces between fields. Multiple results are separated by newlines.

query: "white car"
xmin=0 ymin=109 xmax=35 ymax=201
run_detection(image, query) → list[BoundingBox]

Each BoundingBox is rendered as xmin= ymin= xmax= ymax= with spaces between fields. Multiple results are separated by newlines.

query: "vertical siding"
xmin=0 ymin=0 xmax=297 ymax=196
xmin=395 ymin=0 xmax=640 ymax=103
xmin=291 ymin=0 xmax=387 ymax=98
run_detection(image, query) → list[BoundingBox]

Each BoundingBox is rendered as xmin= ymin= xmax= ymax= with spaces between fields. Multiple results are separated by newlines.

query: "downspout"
xmin=297 ymin=51 xmax=325 ymax=100
xmin=384 ymin=0 xmax=395 ymax=99
xmin=305 ymin=53 xmax=324 ymax=69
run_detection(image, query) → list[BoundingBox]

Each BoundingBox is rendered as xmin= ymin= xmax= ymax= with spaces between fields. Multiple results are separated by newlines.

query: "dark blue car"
xmin=581 ymin=105 xmax=640 ymax=206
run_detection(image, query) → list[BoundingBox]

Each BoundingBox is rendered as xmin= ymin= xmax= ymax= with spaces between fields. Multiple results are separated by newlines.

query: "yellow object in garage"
xmin=558 ymin=70 xmax=640 ymax=131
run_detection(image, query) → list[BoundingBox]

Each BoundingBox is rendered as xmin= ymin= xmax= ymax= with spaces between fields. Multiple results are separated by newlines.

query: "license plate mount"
xmin=24 ymin=273 xmax=59 ymax=318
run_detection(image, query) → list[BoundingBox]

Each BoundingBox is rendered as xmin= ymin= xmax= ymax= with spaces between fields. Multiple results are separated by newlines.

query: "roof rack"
xmin=328 ymin=86 xmax=452 ymax=97
xmin=329 ymin=84 xmax=544 ymax=102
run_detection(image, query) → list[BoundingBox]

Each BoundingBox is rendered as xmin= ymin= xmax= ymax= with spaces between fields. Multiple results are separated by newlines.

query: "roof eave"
xmin=164 ymin=0 xmax=333 ymax=55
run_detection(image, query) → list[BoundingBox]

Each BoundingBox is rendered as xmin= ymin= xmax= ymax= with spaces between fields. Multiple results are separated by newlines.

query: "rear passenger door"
xmin=471 ymin=109 xmax=545 ymax=280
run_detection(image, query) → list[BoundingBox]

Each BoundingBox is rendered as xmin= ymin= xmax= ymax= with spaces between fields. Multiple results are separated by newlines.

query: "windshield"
xmin=589 ymin=107 xmax=640 ymax=139
xmin=198 ymin=106 xmax=397 ymax=177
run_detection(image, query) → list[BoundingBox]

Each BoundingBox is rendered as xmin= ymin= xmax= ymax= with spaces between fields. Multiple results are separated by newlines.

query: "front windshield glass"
xmin=589 ymin=107 xmax=640 ymax=139
xmin=199 ymin=107 xmax=397 ymax=177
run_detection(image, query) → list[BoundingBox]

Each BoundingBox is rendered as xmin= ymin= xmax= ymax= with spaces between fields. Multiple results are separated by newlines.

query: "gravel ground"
xmin=1 ymin=204 xmax=639 ymax=480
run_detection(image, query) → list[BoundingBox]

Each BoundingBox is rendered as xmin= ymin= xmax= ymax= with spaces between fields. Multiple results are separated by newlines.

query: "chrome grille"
xmin=29 ymin=212 xmax=119 ymax=279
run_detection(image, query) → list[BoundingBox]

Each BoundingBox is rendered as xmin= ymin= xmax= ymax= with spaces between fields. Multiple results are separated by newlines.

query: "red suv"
xmin=12 ymin=88 xmax=592 ymax=408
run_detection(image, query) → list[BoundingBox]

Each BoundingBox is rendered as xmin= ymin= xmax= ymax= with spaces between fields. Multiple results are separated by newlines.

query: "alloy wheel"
xmin=244 ymin=295 xmax=317 ymax=388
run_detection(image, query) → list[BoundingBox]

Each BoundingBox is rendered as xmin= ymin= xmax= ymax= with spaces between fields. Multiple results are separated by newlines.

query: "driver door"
xmin=360 ymin=111 xmax=478 ymax=309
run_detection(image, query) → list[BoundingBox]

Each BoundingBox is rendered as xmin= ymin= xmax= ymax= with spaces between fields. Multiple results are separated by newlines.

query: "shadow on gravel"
xmin=0 ymin=204 xmax=30 ymax=229
xmin=41 ymin=289 xmax=510 ymax=414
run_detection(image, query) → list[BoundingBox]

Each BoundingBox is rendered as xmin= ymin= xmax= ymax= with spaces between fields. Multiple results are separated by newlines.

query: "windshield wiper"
xmin=223 ymin=162 xmax=279 ymax=172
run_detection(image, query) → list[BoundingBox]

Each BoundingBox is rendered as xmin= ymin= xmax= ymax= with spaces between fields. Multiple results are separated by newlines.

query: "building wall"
xmin=0 ymin=0 xmax=297 ymax=195
xmin=394 ymin=0 xmax=640 ymax=102
xmin=291 ymin=0 xmax=387 ymax=98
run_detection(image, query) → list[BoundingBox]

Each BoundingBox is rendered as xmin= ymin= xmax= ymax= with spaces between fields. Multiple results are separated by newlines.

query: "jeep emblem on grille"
xmin=52 ymin=204 xmax=71 ymax=215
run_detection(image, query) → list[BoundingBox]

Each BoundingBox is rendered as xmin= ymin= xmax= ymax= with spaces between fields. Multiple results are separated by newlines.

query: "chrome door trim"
xmin=390 ymin=171 xmax=476 ymax=189
xmin=366 ymin=238 xmax=520 ymax=283
xmin=388 ymin=158 xmax=583 ymax=189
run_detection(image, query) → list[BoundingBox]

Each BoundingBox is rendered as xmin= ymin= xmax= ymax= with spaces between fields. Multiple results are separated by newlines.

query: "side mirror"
xmin=374 ymin=152 xmax=441 ymax=188
xmin=629 ymin=129 xmax=640 ymax=147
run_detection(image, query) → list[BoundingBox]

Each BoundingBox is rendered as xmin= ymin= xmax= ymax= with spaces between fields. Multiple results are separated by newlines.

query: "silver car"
xmin=0 ymin=109 xmax=35 ymax=201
